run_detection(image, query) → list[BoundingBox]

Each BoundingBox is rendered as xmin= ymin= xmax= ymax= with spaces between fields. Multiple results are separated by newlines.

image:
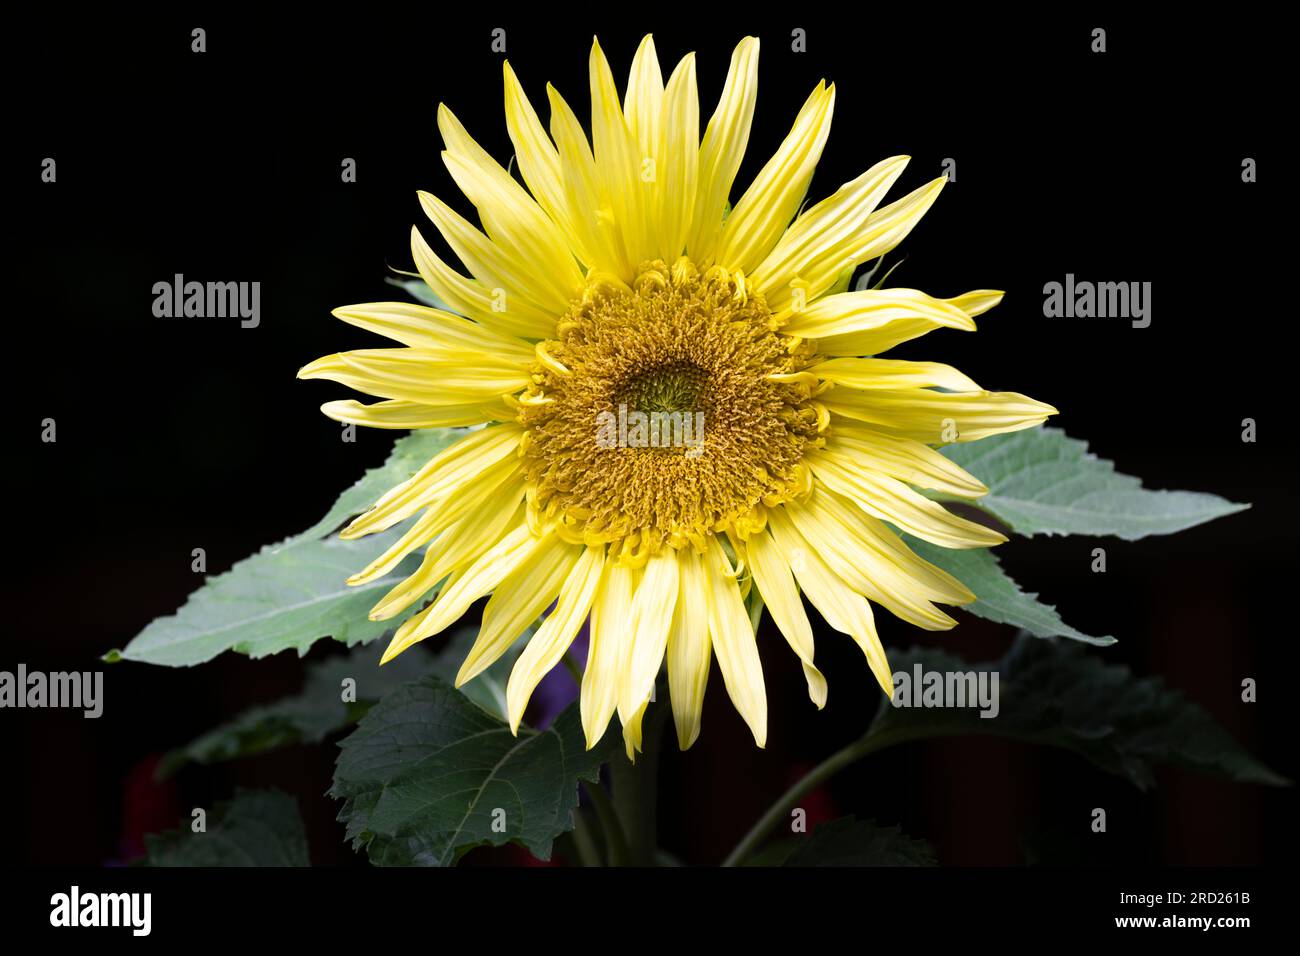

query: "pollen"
xmin=518 ymin=257 xmax=825 ymax=564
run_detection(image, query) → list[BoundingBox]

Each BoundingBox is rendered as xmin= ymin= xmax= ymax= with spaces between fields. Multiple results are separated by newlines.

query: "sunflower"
xmin=299 ymin=34 xmax=1056 ymax=757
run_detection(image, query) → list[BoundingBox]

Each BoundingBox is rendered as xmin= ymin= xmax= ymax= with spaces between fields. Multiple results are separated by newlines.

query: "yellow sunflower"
xmin=299 ymin=34 xmax=1055 ymax=757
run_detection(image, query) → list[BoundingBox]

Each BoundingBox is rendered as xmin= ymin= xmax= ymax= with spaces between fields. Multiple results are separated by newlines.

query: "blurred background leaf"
xmin=781 ymin=817 xmax=936 ymax=866
xmin=158 ymin=627 xmax=520 ymax=776
xmin=867 ymin=638 xmax=1287 ymax=791
xmin=143 ymin=788 xmax=309 ymax=866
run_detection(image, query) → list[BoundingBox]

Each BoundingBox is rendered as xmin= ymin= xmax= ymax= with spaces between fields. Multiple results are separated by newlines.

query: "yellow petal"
xmin=366 ymin=489 xmax=525 ymax=620
xmin=441 ymin=151 xmax=584 ymax=306
xmin=652 ymin=54 xmax=699 ymax=261
xmin=771 ymin=496 xmax=960 ymax=631
xmin=330 ymin=302 xmax=534 ymax=358
xmin=823 ymin=388 xmax=1058 ymax=443
xmin=755 ymin=155 xmax=909 ymax=307
xmin=742 ymin=530 xmax=826 ymax=708
xmin=438 ymin=106 xmax=585 ymax=294
xmin=822 ymin=428 xmax=988 ymax=498
xmin=437 ymin=110 xmax=585 ymax=303
xmin=589 ymin=37 xmax=653 ymax=269
xmin=381 ymin=521 xmax=535 ymax=662
xmin=348 ymin=460 xmax=522 ymax=588
xmin=781 ymin=287 xmax=976 ymax=354
xmin=582 ymin=562 xmax=636 ymax=749
xmin=457 ymin=532 xmax=585 ymax=686
xmin=623 ymin=35 xmax=664 ymax=148
xmin=946 ymin=289 xmax=1004 ymax=317
xmin=419 ymin=191 xmax=570 ymax=324
xmin=621 ymin=697 xmax=650 ymax=762
xmin=618 ymin=550 xmax=680 ymax=734
xmin=687 ymin=36 xmax=758 ymax=266
xmin=624 ymin=36 xmax=666 ymax=270
xmin=502 ymin=61 xmax=594 ymax=268
xmin=298 ymin=347 xmax=528 ymax=407
xmin=768 ymin=176 xmax=946 ymax=312
xmin=344 ymin=424 xmax=522 ymax=539
xmin=808 ymin=451 xmax=1006 ymax=549
xmin=766 ymin=508 xmax=894 ymax=694
xmin=320 ymin=398 xmax=507 ymax=430
xmin=547 ymin=84 xmax=627 ymax=276
xmin=811 ymin=357 xmax=981 ymax=392
xmin=809 ymin=487 xmax=977 ymax=605
xmin=704 ymin=536 xmax=766 ymax=747
xmin=715 ymin=81 xmax=835 ymax=274
xmin=505 ymin=546 xmax=606 ymax=733
xmin=410 ymin=225 xmax=548 ymax=339
xmin=666 ymin=547 xmax=711 ymax=749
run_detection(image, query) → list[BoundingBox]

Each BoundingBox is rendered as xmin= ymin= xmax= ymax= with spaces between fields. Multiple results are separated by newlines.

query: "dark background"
xmin=5 ymin=10 xmax=1293 ymax=867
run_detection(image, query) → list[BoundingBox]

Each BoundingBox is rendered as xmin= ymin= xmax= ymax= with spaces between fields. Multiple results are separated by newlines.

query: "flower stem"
xmin=571 ymin=807 xmax=602 ymax=867
xmin=583 ymin=778 xmax=629 ymax=867
xmin=721 ymin=728 xmax=909 ymax=867
xmin=608 ymin=702 xmax=670 ymax=866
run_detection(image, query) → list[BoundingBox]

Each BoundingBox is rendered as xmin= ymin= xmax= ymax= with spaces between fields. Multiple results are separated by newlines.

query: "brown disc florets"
xmin=518 ymin=258 xmax=824 ymax=564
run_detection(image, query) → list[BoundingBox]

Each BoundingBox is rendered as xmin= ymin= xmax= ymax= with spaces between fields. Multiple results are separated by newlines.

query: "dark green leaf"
xmin=782 ymin=817 xmax=936 ymax=866
xmin=143 ymin=789 xmax=309 ymax=866
xmin=331 ymin=675 xmax=614 ymax=866
xmin=159 ymin=643 xmax=434 ymax=775
xmin=160 ymin=627 xmax=518 ymax=775
xmin=423 ymin=625 xmax=521 ymax=723
xmin=868 ymin=639 xmax=1287 ymax=791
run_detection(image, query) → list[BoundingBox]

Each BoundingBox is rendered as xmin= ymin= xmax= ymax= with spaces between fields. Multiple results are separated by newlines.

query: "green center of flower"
xmin=616 ymin=361 xmax=708 ymax=416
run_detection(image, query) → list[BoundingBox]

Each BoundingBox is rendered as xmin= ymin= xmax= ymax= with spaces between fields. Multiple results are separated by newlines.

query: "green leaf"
xmin=112 ymin=429 xmax=460 ymax=667
xmin=160 ymin=628 xmax=520 ymax=776
xmin=744 ymin=586 xmax=765 ymax=636
xmin=867 ymin=639 xmax=1287 ymax=791
xmin=117 ymin=533 xmax=419 ymax=666
xmin=143 ymin=789 xmax=310 ymax=866
xmin=906 ymin=535 xmax=1114 ymax=646
xmin=159 ymin=643 xmax=435 ymax=775
xmin=386 ymin=276 xmax=455 ymax=313
xmin=853 ymin=255 xmax=905 ymax=291
xmin=942 ymin=427 xmax=1249 ymax=539
xmin=331 ymin=674 xmax=614 ymax=866
xmin=424 ymin=626 xmax=521 ymax=723
xmin=782 ymin=817 xmax=936 ymax=866
xmin=294 ymin=427 xmax=464 ymax=543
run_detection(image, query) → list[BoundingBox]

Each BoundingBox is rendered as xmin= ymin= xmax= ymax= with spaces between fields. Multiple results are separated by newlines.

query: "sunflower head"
xmin=299 ymin=34 xmax=1056 ymax=757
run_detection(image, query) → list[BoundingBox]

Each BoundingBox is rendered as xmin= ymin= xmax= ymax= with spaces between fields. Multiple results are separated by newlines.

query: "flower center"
xmin=518 ymin=258 xmax=824 ymax=564
xmin=616 ymin=360 xmax=707 ymax=417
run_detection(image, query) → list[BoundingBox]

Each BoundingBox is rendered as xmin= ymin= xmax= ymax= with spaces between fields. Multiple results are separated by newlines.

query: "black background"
xmin=5 ymin=9 xmax=1293 ymax=872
